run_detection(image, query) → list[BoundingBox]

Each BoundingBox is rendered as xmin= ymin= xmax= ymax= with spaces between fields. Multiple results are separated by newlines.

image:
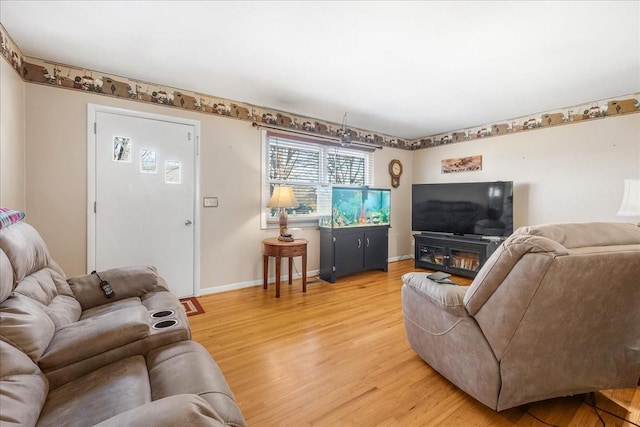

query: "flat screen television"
xmin=412 ymin=181 xmax=513 ymax=237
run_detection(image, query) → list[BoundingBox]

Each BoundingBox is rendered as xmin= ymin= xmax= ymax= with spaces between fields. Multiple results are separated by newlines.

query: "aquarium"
xmin=318 ymin=186 xmax=391 ymax=228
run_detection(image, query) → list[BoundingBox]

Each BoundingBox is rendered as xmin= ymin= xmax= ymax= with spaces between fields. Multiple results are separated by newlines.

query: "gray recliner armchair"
xmin=0 ymin=215 xmax=246 ymax=426
xmin=402 ymin=222 xmax=640 ymax=410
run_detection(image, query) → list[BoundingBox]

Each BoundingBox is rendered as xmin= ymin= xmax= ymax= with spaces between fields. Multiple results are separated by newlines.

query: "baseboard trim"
xmin=388 ymin=254 xmax=413 ymax=262
xmin=199 ymin=269 xmax=321 ymax=296
xmin=197 ymin=256 xmax=413 ymax=295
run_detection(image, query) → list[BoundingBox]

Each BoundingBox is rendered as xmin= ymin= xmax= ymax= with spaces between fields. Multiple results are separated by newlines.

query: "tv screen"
xmin=412 ymin=181 xmax=513 ymax=237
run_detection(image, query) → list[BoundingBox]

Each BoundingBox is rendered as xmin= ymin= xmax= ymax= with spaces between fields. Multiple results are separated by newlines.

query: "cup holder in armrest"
xmin=152 ymin=319 xmax=179 ymax=330
xmin=151 ymin=309 xmax=175 ymax=318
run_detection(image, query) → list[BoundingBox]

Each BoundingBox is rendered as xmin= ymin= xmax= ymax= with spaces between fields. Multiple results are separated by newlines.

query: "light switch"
xmin=203 ymin=197 xmax=218 ymax=208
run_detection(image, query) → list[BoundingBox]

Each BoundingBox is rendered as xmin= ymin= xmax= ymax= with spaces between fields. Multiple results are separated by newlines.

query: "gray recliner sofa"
xmin=0 ymin=217 xmax=246 ymax=426
xmin=402 ymin=222 xmax=640 ymax=411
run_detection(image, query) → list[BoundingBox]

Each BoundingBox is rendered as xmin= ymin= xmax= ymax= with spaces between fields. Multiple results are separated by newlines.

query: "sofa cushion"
xmin=94 ymin=394 xmax=230 ymax=427
xmin=79 ymin=296 xmax=143 ymax=320
xmin=0 ymin=249 xmax=12 ymax=303
xmin=0 ymin=294 xmax=55 ymax=361
xmin=0 ymin=340 xmax=48 ymax=426
xmin=38 ymin=355 xmax=152 ymax=427
xmin=147 ymin=341 xmax=246 ymax=427
xmin=42 ymin=295 xmax=83 ymax=329
xmin=39 ymin=306 xmax=150 ymax=372
xmin=68 ymin=266 xmax=160 ymax=310
xmin=0 ymin=222 xmax=52 ymax=283
xmin=16 ymin=265 xmax=75 ymax=298
xmin=14 ymin=267 xmax=81 ymax=329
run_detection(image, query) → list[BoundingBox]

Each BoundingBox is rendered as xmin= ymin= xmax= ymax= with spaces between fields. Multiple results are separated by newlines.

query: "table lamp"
xmin=617 ymin=178 xmax=640 ymax=226
xmin=267 ymin=186 xmax=299 ymax=241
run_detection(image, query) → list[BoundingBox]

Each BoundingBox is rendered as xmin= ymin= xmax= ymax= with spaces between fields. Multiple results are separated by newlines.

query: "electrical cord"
xmin=527 ymin=393 xmax=640 ymax=427
xmin=292 ymin=260 xmax=300 ymax=278
xmin=585 ymin=392 xmax=607 ymax=427
xmin=584 ymin=392 xmax=640 ymax=427
xmin=526 ymin=410 xmax=560 ymax=427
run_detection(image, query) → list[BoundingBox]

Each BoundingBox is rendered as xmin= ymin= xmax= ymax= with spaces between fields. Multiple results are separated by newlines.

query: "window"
xmin=261 ymin=130 xmax=374 ymax=228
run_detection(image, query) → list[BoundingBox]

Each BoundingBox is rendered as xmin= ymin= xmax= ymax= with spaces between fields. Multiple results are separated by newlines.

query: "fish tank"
xmin=318 ymin=186 xmax=391 ymax=228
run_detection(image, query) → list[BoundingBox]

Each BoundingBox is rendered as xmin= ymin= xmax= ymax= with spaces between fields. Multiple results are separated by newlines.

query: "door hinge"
xmin=93 ymin=122 xmax=97 ymax=134
xmin=332 ymin=266 xmax=336 ymax=272
xmin=196 ymin=135 xmax=199 ymax=155
xmin=187 ymin=132 xmax=192 ymax=141
xmin=93 ymin=202 xmax=97 ymax=213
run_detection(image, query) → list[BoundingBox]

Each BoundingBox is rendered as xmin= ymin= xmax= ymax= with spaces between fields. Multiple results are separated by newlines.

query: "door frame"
xmin=86 ymin=103 xmax=201 ymax=296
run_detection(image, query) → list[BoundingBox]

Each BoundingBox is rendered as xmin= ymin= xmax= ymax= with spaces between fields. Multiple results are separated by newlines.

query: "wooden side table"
xmin=262 ymin=238 xmax=308 ymax=298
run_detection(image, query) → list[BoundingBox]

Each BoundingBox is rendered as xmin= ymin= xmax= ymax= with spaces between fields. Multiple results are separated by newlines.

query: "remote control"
xmin=92 ymin=270 xmax=116 ymax=299
xmin=100 ymin=280 xmax=115 ymax=298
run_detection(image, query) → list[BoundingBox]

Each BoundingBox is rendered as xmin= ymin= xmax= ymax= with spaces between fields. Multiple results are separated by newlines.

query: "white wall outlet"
xmin=203 ymin=197 xmax=218 ymax=208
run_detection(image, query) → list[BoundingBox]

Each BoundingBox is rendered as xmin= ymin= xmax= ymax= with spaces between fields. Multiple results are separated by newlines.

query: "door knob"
xmin=185 ymin=220 xmax=193 ymax=226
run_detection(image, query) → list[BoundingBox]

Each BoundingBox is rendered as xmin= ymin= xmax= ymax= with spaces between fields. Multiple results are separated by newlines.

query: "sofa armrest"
xmin=39 ymin=306 xmax=149 ymax=371
xmin=68 ymin=266 xmax=162 ymax=310
xmin=94 ymin=394 xmax=231 ymax=427
xmin=401 ymin=273 xmax=469 ymax=318
xmin=156 ymin=275 xmax=170 ymax=292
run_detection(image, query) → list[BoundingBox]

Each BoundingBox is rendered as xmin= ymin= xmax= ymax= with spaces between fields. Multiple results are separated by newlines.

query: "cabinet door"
xmin=334 ymin=231 xmax=365 ymax=276
xmin=450 ymin=249 xmax=481 ymax=272
xmin=364 ymin=228 xmax=388 ymax=270
xmin=417 ymin=242 xmax=446 ymax=267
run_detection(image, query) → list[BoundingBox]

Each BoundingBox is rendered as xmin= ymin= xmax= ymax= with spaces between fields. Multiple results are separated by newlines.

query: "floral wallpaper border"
xmin=2 ymin=24 xmax=638 ymax=151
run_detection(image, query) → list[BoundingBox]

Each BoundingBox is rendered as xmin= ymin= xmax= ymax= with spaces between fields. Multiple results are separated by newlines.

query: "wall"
xmin=412 ymin=113 xmax=640 ymax=229
xmin=0 ymin=58 xmax=26 ymax=210
xmin=24 ymin=83 xmax=413 ymax=293
xmin=16 ymin=74 xmax=639 ymax=294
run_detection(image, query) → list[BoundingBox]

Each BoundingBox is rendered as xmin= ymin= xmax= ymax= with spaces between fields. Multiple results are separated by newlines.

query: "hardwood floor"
xmin=190 ymin=259 xmax=640 ymax=426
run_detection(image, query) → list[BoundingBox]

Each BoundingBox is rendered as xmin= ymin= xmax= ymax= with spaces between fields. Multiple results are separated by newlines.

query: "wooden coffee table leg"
xmin=302 ymin=252 xmax=307 ymax=293
xmin=288 ymin=257 xmax=293 ymax=285
xmin=263 ymin=255 xmax=268 ymax=290
xmin=275 ymin=255 xmax=281 ymax=298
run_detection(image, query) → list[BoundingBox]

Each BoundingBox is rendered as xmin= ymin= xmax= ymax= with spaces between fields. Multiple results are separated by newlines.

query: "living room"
xmin=1 ymin=2 xmax=639 ymax=425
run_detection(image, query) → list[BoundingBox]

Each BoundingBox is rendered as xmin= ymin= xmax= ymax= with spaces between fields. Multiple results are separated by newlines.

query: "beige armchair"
xmin=402 ymin=222 xmax=640 ymax=410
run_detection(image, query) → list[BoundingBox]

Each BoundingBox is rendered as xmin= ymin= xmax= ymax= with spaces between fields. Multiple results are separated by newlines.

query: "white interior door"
xmin=89 ymin=107 xmax=199 ymax=298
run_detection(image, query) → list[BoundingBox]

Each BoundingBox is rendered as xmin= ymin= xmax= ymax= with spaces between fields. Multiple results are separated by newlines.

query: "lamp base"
xmin=278 ymin=235 xmax=294 ymax=242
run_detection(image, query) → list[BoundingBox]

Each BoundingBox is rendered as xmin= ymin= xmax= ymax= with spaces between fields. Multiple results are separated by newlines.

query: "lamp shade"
xmin=267 ymin=186 xmax=299 ymax=209
xmin=617 ymin=178 xmax=640 ymax=216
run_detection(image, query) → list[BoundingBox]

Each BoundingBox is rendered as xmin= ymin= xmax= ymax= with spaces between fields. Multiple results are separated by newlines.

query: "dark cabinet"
xmin=334 ymin=230 xmax=364 ymax=277
xmin=363 ymin=228 xmax=388 ymax=270
xmin=413 ymin=233 xmax=501 ymax=278
xmin=320 ymin=226 xmax=389 ymax=283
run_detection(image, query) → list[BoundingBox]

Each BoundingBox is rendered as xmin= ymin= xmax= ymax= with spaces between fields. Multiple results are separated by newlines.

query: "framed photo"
xmin=441 ymin=155 xmax=482 ymax=173
xmin=140 ymin=149 xmax=157 ymax=174
xmin=113 ymin=136 xmax=131 ymax=162
xmin=165 ymin=160 xmax=181 ymax=184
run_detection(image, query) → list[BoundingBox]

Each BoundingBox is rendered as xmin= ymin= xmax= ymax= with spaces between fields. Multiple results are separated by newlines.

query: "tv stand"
xmin=413 ymin=233 xmax=502 ymax=278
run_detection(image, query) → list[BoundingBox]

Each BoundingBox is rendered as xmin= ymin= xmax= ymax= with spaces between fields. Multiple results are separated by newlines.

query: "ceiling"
xmin=1 ymin=1 xmax=639 ymax=139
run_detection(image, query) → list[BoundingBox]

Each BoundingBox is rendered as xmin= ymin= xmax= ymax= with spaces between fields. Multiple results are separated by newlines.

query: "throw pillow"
xmin=0 ymin=208 xmax=25 ymax=229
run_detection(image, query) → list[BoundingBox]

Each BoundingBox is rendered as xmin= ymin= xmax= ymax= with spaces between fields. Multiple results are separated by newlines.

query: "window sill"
xmin=265 ymin=216 xmax=319 ymax=229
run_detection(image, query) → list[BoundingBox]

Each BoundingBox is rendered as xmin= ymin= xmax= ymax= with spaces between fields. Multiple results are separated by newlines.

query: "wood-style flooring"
xmin=190 ymin=259 xmax=639 ymax=427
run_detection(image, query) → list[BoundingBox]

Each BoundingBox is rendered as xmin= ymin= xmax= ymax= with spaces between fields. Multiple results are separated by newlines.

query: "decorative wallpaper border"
xmin=2 ymin=24 xmax=638 ymax=151
xmin=415 ymin=95 xmax=640 ymax=150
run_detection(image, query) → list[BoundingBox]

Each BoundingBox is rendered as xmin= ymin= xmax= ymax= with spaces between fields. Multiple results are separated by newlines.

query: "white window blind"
xmin=261 ymin=130 xmax=374 ymax=228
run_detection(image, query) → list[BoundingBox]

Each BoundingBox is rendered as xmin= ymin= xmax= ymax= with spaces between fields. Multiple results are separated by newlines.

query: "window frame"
xmin=260 ymin=130 xmax=374 ymax=229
